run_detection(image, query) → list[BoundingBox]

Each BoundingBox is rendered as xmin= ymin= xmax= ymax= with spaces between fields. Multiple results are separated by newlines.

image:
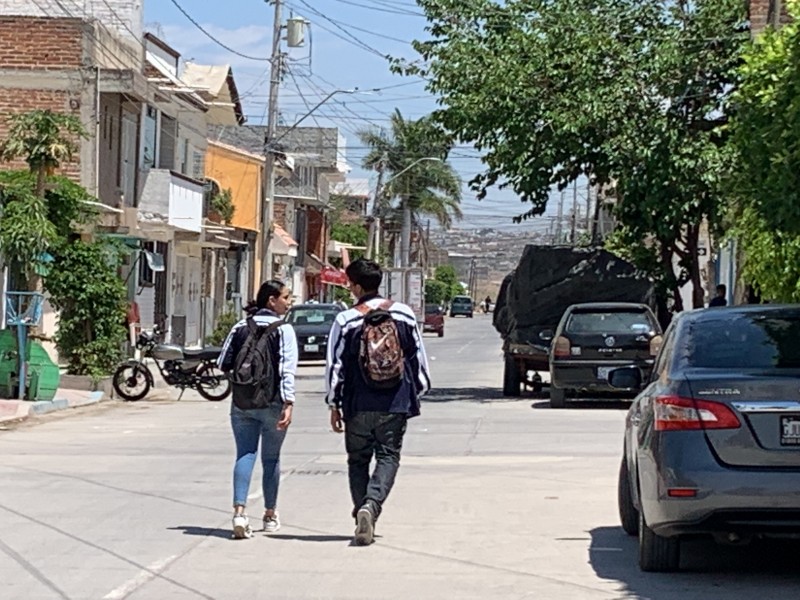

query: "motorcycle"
xmin=112 ymin=327 xmax=231 ymax=402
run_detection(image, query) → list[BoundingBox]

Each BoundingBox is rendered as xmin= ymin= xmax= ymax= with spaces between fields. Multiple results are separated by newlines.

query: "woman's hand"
xmin=277 ymin=403 xmax=293 ymax=430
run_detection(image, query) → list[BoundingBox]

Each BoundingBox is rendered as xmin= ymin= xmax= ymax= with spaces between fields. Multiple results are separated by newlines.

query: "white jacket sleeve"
xmin=278 ymin=324 xmax=298 ymax=403
xmin=325 ymin=315 xmax=346 ymax=409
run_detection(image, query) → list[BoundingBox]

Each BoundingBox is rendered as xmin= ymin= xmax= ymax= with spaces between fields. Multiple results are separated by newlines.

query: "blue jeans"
xmin=231 ymin=403 xmax=286 ymax=510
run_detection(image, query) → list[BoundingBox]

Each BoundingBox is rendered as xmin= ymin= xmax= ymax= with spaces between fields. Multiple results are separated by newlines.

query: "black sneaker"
xmin=354 ymin=504 xmax=375 ymax=546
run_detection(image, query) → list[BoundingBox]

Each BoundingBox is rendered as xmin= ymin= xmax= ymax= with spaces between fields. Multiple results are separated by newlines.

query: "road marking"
xmin=102 ymin=456 xmax=319 ymax=599
xmin=102 ymin=554 xmax=178 ymax=600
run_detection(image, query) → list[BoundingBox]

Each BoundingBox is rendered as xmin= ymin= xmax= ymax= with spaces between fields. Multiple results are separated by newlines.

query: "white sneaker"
xmin=232 ymin=515 xmax=253 ymax=539
xmin=354 ymin=506 xmax=375 ymax=546
xmin=263 ymin=512 xmax=280 ymax=534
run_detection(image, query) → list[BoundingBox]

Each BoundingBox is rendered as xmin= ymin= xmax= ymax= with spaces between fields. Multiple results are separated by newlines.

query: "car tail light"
xmin=650 ymin=335 xmax=663 ymax=356
xmin=654 ymin=395 xmax=741 ymax=431
xmin=667 ymin=488 xmax=698 ymax=498
xmin=553 ymin=336 xmax=571 ymax=358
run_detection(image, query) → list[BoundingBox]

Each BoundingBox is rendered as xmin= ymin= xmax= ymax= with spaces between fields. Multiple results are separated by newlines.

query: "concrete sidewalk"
xmin=0 ymin=388 xmax=107 ymax=425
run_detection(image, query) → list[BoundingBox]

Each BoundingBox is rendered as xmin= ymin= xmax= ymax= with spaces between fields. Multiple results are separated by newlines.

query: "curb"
xmin=0 ymin=391 xmax=108 ymax=426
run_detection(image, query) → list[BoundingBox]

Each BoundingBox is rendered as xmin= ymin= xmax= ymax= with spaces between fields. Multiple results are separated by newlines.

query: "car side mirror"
xmin=539 ymin=330 xmax=554 ymax=342
xmin=609 ymin=367 xmax=642 ymax=390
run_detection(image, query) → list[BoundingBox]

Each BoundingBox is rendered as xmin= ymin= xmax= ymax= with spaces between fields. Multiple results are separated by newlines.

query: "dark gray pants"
xmin=345 ymin=412 xmax=407 ymax=519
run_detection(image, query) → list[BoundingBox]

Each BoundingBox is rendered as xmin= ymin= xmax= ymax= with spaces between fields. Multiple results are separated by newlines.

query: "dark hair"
xmin=256 ymin=279 xmax=285 ymax=309
xmin=244 ymin=299 xmax=258 ymax=316
xmin=345 ymin=258 xmax=382 ymax=293
xmin=716 ymin=284 xmax=727 ymax=294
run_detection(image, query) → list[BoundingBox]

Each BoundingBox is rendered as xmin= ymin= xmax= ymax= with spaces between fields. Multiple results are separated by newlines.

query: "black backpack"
xmin=230 ymin=317 xmax=283 ymax=410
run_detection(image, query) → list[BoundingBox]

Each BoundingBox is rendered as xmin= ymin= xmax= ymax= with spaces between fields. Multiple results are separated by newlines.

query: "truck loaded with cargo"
xmin=493 ymin=245 xmax=654 ymax=396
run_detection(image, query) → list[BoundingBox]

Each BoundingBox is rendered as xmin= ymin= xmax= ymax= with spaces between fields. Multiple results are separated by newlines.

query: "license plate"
xmin=780 ymin=416 xmax=800 ymax=446
xmin=597 ymin=366 xmax=614 ymax=381
xmin=304 ymin=344 xmax=319 ymax=353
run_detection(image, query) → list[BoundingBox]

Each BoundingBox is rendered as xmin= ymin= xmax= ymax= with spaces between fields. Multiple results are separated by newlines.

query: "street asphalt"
xmin=1 ymin=315 xmax=799 ymax=599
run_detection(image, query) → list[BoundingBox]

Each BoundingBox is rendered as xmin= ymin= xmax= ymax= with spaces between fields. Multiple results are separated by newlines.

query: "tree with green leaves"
xmin=0 ymin=110 xmax=127 ymax=377
xmin=401 ymin=0 xmax=747 ymax=312
xmin=358 ymin=110 xmax=462 ymax=265
xmin=727 ymin=1 xmax=800 ymax=301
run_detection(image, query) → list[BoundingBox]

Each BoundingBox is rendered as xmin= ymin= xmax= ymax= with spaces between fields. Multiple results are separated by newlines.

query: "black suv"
xmin=548 ymin=302 xmax=662 ymax=408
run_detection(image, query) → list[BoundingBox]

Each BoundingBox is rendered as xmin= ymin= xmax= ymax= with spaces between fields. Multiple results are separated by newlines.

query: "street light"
xmin=260 ymin=88 xmax=374 ymax=284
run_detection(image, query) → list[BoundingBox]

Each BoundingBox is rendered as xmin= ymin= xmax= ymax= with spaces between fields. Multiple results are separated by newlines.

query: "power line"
xmin=328 ymin=0 xmax=424 ymax=17
xmin=166 ymin=0 xmax=273 ymax=62
xmin=287 ymin=0 xmax=390 ymax=59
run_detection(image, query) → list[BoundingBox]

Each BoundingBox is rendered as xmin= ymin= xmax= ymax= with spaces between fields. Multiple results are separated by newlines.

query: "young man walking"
xmin=325 ymin=258 xmax=431 ymax=545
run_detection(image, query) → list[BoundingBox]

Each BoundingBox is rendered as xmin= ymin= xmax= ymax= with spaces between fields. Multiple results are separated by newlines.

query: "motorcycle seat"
xmin=183 ymin=347 xmax=223 ymax=361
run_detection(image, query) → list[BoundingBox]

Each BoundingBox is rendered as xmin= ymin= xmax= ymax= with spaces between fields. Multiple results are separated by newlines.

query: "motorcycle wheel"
xmin=196 ymin=363 xmax=231 ymax=401
xmin=112 ymin=363 xmax=151 ymax=401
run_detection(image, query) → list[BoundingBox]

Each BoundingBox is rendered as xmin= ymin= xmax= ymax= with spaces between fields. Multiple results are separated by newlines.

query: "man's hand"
xmin=277 ymin=403 xmax=293 ymax=430
xmin=330 ymin=408 xmax=344 ymax=433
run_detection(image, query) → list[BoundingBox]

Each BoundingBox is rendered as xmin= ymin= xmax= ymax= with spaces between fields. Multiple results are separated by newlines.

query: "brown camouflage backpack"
xmin=356 ymin=300 xmax=404 ymax=390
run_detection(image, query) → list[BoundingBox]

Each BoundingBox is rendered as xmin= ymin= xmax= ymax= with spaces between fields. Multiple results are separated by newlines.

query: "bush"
xmin=207 ymin=305 xmax=240 ymax=346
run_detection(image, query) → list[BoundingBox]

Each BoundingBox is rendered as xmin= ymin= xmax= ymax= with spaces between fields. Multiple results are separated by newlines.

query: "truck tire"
xmin=550 ymin=386 xmax=567 ymax=408
xmin=503 ymin=355 xmax=521 ymax=397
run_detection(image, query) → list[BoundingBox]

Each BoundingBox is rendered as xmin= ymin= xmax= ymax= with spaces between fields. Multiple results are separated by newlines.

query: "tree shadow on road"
xmin=530 ymin=398 xmax=631 ymax=411
xmin=168 ymin=526 xmax=231 ymax=539
xmin=267 ymin=533 xmax=354 ymax=543
xmin=589 ymin=526 xmax=800 ymax=599
xmin=423 ymin=387 xmax=530 ymax=403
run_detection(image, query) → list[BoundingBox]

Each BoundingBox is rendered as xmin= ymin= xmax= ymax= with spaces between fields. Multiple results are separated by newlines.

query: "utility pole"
xmin=400 ymin=193 xmax=412 ymax=268
xmin=366 ymin=151 xmax=387 ymax=262
xmin=556 ymin=189 xmax=565 ymax=243
xmin=570 ymin=179 xmax=578 ymax=245
xmin=586 ymin=179 xmax=592 ymax=233
xmin=260 ymin=0 xmax=284 ymax=285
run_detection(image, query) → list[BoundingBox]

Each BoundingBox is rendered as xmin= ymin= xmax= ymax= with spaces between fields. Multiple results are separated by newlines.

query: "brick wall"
xmin=0 ymin=87 xmax=81 ymax=178
xmin=306 ymin=206 xmax=326 ymax=259
xmin=0 ymin=17 xmax=84 ymax=69
xmin=274 ymin=201 xmax=287 ymax=231
xmin=750 ymin=0 xmax=791 ymax=35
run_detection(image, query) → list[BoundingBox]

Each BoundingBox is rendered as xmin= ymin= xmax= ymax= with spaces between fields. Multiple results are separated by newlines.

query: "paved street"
xmin=2 ymin=316 xmax=800 ymax=599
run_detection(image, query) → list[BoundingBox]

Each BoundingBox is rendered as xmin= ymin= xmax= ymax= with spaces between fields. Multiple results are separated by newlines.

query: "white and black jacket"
xmin=325 ymin=295 xmax=431 ymax=419
xmin=217 ymin=308 xmax=298 ymax=404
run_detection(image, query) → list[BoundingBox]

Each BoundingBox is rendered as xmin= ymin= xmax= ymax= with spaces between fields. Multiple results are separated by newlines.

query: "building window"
xmin=142 ymin=105 xmax=158 ymax=170
xmin=179 ymin=139 xmax=190 ymax=175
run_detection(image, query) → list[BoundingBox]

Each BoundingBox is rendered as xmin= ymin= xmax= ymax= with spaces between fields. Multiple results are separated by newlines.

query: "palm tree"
xmin=358 ymin=110 xmax=462 ymax=265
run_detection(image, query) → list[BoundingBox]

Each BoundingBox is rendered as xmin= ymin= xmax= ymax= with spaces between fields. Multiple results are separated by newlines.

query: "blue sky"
xmin=146 ymin=0 xmax=564 ymax=231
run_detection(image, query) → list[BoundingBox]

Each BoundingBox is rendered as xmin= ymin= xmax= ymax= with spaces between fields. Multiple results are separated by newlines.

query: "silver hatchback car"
xmin=612 ymin=305 xmax=800 ymax=572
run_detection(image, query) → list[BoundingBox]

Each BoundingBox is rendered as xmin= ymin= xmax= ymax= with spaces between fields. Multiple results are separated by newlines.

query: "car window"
xmin=425 ymin=305 xmax=441 ymax=315
xmin=565 ymin=310 xmax=654 ymax=334
xmin=286 ymin=308 xmax=339 ymax=325
xmin=686 ymin=314 xmax=800 ymax=369
xmin=652 ymin=322 xmax=676 ymax=382
xmin=452 ymin=298 xmax=471 ymax=306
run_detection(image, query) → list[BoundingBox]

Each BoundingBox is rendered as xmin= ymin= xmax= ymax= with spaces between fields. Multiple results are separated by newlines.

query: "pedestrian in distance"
xmin=709 ymin=284 xmax=728 ymax=307
xmin=218 ymin=280 xmax=298 ymax=539
xmin=325 ymin=258 xmax=431 ymax=546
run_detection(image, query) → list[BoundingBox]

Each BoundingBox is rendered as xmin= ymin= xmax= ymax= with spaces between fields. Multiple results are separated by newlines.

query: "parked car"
xmin=284 ymin=303 xmax=342 ymax=361
xmin=548 ymin=302 xmax=662 ymax=408
xmin=449 ymin=296 xmax=474 ymax=318
xmin=612 ymin=305 xmax=800 ymax=572
xmin=424 ymin=304 xmax=445 ymax=337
